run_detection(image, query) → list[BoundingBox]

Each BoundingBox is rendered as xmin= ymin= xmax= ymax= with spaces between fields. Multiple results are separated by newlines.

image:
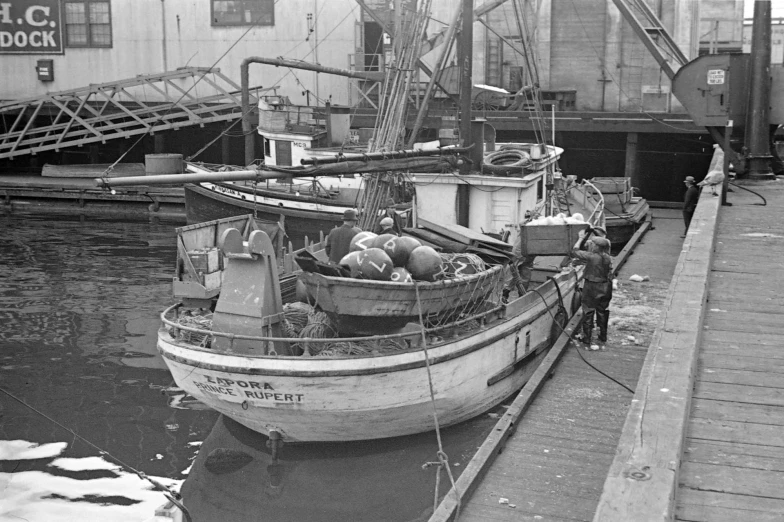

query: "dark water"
xmin=0 ymin=212 xmax=498 ymax=522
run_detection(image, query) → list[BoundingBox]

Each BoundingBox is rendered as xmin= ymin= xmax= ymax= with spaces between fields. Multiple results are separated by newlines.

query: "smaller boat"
xmin=589 ymin=177 xmax=650 ymax=247
xmin=298 ymin=263 xmax=505 ymax=335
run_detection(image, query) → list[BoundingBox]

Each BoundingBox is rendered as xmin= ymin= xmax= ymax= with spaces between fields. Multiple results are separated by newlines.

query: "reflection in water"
xmin=0 ymin=213 xmax=500 ymax=521
xmin=181 ymin=414 xmax=497 ymax=522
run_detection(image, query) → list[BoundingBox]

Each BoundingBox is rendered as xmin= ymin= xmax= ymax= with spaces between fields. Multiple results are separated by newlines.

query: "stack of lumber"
xmin=404 ymin=219 xmax=513 ymax=264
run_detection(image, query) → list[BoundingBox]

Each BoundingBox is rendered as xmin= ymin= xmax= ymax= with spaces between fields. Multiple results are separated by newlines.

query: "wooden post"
xmin=625 ymin=132 xmax=639 ymax=188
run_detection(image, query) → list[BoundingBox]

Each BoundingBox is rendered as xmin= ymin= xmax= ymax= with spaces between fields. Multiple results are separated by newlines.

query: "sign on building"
xmin=0 ymin=1 xmax=63 ymax=54
xmin=707 ymin=69 xmax=726 ymax=85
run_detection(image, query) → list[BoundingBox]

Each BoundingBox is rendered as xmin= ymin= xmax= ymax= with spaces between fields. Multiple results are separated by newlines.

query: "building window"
xmin=64 ymin=1 xmax=112 ymax=47
xmin=212 ymin=0 xmax=274 ymax=26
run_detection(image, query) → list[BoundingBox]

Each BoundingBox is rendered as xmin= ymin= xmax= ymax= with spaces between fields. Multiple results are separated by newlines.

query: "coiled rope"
xmin=414 ymin=282 xmax=461 ymax=518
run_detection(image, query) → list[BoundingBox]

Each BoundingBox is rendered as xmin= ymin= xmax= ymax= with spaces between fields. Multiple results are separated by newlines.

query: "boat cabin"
xmin=258 ymin=97 xmax=359 ymax=167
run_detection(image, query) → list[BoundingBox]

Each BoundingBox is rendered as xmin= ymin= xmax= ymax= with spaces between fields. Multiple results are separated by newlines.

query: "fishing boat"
xmin=139 ymin=2 xmax=610 ymax=443
xmin=589 ymin=177 xmax=650 ymax=247
xmin=183 ymin=98 xmax=373 ymax=247
xmin=155 ymin=165 xmax=604 ymax=441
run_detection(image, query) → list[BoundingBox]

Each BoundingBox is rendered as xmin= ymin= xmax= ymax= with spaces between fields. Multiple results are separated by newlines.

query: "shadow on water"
xmin=0 ymin=212 xmax=501 ymax=521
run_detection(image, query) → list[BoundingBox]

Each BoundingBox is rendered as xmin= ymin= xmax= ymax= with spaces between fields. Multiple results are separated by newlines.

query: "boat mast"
xmin=458 ymin=0 xmax=474 ymax=175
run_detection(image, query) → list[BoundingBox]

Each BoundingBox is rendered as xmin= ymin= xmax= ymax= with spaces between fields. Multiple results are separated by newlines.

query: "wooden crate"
xmin=187 ymin=248 xmax=221 ymax=273
xmin=520 ymin=223 xmax=589 ymax=255
xmin=591 ymin=177 xmax=630 ymax=194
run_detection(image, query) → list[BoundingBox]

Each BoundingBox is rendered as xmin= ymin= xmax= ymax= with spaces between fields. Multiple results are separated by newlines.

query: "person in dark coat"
xmin=326 ymin=209 xmax=362 ymax=263
xmin=374 ymin=198 xmax=403 ymax=235
xmin=682 ymin=176 xmax=699 ymax=237
xmin=570 ymin=235 xmax=613 ymax=349
xmin=378 ymin=217 xmax=398 ymax=236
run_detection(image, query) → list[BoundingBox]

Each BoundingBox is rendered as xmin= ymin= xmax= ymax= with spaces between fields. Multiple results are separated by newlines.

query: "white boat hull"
xmin=157 ymin=272 xmax=578 ymax=442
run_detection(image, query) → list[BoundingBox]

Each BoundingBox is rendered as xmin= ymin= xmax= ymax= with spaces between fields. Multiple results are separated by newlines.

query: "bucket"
xmin=145 ymin=153 xmax=183 ymax=175
xmin=530 ymin=144 xmax=542 ymax=160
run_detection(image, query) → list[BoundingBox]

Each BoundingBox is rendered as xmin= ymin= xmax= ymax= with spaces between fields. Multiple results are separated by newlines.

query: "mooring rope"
xmin=0 ymin=385 xmax=193 ymax=522
xmin=414 ymin=282 xmax=461 ymax=519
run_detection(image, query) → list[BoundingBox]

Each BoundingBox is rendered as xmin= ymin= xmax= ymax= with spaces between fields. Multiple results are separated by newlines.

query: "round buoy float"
xmin=350 ymin=231 xmax=377 ymax=252
xmin=390 ymin=267 xmax=413 ymax=283
xmin=393 ymin=236 xmax=422 ymax=267
xmin=406 ymin=245 xmax=443 ymax=282
xmin=358 ymin=248 xmax=394 ymax=281
xmin=339 ymin=251 xmax=363 ymax=277
xmin=370 ymin=234 xmax=405 ymax=267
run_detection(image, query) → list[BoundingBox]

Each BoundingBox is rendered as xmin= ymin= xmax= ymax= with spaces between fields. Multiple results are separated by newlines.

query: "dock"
xmin=0 ymin=173 xmax=185 ymax=221
xmin=431 ymin=178 xmax=784 ymax=521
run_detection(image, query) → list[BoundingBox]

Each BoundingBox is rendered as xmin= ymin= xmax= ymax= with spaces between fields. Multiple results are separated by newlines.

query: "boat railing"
xmin=160 ymin=270 xmax=574 ymax=357
xmin=161 ymin=299 xmax=506 ymax=356
xmin=572 ymin=179 xmax=606 ymax=230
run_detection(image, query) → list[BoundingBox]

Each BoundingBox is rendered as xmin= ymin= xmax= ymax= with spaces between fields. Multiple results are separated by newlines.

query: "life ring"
xmin=484 ymin=149 xmax=531 ymax=167
xmin=482 ymin=150 xmax=531 ymax=176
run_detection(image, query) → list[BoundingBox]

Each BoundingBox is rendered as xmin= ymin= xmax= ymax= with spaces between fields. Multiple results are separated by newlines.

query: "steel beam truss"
xmin=0 ymin=67 xmax=258 ymax=160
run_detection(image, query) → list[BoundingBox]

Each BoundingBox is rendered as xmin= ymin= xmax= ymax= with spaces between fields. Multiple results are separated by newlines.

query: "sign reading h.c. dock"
xmin=0 ymin=1 xmax=63 ymax=54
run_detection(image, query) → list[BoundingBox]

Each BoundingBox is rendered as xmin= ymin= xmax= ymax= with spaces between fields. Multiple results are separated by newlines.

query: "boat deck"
xmin=446 ymin=208 xmax=683 ymax=521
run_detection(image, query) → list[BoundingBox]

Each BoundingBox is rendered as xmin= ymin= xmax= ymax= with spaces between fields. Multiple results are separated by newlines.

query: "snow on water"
xmin=0 ymin=440 xmax=68 ymax=461
xmin=0 ymin=441 xmax=184 ymax=522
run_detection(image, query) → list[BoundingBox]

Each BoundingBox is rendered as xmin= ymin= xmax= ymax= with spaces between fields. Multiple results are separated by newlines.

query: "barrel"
xmin=145 ymin=154 xmax=183 ymax=175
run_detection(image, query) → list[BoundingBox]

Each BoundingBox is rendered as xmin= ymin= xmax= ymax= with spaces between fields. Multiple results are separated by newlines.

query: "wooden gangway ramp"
xmin=595 ymin=180 xmax=784 ymax=521
xmin=430 ymin=208 xmax=685 ymax=521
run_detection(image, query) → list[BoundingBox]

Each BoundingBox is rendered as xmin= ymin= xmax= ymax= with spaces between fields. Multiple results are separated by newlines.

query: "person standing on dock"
xmin=682 ymin=176 xmax=699 ymax=237
xmin=374 ymin=198 xmax=403 ymax=235
xmin=326 ymin=209 xmax=362 ymax=263
xmin=571 ymin=235 xmax=613 ymax=349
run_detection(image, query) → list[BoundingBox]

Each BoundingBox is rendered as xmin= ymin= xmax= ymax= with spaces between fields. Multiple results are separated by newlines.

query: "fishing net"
xmin=176 ymin=312 xmax=213 ymax=348
xmin=316 ymin=337 xmax=409 ymax=357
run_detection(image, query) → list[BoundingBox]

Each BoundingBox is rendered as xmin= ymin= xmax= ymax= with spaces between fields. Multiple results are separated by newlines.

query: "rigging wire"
xmin=0 ymin=384 xmax=193 ymax=522
xmin=99 ymin=3 xmax=285 ymax=182
xmin=565 ymin=0 xmax=703 ymax=134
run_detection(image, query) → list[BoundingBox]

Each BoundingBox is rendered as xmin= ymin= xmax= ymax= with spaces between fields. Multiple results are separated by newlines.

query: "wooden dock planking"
xmin=677 ymin=489 xmax=784 ymax=522
xmin=684 ymin=439 xmax=784 ymax=472
xmin=674 ymin=181 xmax=784 ymax=521
xmin=593 ymin=188 xmax=722 ymax=522
xmin=438 ymin=210 xmax=681 ymax=521
xmin=691 ymin=399 xmax=784 ymax=427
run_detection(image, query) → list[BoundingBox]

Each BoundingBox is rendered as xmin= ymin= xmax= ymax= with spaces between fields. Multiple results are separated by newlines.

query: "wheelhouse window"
xmin=212 ymin=0 xmax=274 ymax=26
xmin=64 ymin=1 xmax=112 ymax=47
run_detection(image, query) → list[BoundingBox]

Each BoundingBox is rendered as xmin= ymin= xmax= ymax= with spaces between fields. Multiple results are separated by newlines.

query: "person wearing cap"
xmin=374 ymin=197 xmax=403 ymax=235
xmin=326 ymin=209 xmax=362 ymax=263
xmin=682 ymin=176 xmax=699 ymax=237
xmin=570 ymin=233 xmax=613 ymax=349
xmin=378 ymin=216 xmax=398 ymax=236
